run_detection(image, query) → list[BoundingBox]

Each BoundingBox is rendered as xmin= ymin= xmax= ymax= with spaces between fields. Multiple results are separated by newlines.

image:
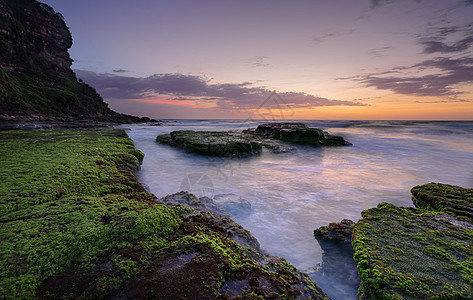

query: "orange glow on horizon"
xmin=128 ymin=96 xmax=215 ymax=109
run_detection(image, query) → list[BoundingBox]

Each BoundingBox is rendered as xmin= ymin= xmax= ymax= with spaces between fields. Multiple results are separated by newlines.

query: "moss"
xmin=411 ymin=183 xmax=473 ymax=224
xmin=0 ymin=129 xmax=180 ymax=299
xmin=0 ymin=129 xmax=328 ymax=299
xmin=352 ymin=202 xmax=473 ymax=299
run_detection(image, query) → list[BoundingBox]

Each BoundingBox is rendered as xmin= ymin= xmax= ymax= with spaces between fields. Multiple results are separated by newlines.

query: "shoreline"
xmin=0 ymin=128 xmax=327 ymax=299
xmin=2 ymin=125 xmax=472 ymax=299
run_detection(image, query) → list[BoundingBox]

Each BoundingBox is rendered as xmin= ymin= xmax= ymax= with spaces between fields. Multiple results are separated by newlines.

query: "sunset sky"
xmin=41 ymin=0 xmax=473 ymax=120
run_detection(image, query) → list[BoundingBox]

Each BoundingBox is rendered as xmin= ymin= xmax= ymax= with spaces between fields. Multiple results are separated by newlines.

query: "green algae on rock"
xmin=0 ymin=129 xmax=328 ymax=299
xmin=314 ymin=219 xmax=355 ymax=245
xmin=352 ymin=201 xmax=473 ymax=299
xmin=411 ymin=182 xmax=473 ymax=224
xmin=156 ymin=130 xmax=263 ymax=157
xmin=157 ymin=123 xmax=351 ymax=157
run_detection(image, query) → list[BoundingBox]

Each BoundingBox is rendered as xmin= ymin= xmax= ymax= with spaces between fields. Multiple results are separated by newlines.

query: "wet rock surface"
xmin=313 ymin=219 xmax=360 ymax=299
xmin=154 ymin=191 xmax=330 ymax=299
xmin=352 ymin=183 xmax=473 ymax=299
xmin=156 ymin=130 xmax=264 ymax=157
xmin=247 ymin=123 xmax=352 ymax=146
xmin=157 ymin=123 xmax=351 ymax=157
xmin=314 ymin=219 xmax=355 ymax=245
xmin=411 ymin=182 xmax=473 ymax=224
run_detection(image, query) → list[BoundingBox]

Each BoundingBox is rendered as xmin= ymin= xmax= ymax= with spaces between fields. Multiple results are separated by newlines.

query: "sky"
xmin=40 ymin=0 xmax=473 ymax=120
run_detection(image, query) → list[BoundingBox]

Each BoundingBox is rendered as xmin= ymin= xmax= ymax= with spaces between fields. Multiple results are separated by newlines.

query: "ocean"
xmin=119 ymin=120 xmax=473 ymax=299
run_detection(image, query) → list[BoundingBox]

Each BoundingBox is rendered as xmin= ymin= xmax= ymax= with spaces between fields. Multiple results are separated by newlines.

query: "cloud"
xmin=419 ymin=22 xmax=473 ymax=53
xmin=368 ymin=46 xmax=393 ymax=58
xmin=112 ymin=69 xmax=129 ymax=73
xmin=311 ymin=30 xmax=355 ymax=44
xmin=75 ymin=70 xmax=368 ymax=111
xmin=247 ymin=56 xmax=271 ymax=68
xmin=369 ymin=0 xmax=421 ymax=9
xmin=357 ymin=56 xmax=473 ymax=98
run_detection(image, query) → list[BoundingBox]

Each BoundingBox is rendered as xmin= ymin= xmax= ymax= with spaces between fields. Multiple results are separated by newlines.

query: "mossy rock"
xmin=157 ymin=130 xmax=263 ymax=157
xmin=314 ymin=219 xmax=355 ymax=244
xmin=352 ymin=202 xmax=473 ymax=299
xmin=411 ymin=183 xmax=473 ymax=224
xmin=0 ymin=129 xmax=328 ymax=299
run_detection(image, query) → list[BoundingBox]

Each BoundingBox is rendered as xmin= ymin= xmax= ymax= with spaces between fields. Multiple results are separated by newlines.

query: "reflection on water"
xmin=121 ymin=120 xmax=473 ymax=300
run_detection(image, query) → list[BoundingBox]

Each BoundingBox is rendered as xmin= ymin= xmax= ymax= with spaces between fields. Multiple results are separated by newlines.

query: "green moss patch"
xmin=411 ymin=183 xmax=473 ymax=224
xmin=0 ymin=129 xmax=179 ymax=299
xmin=1 ymin=129 xmax=326 ymax=299
xmin=353 ymin=202 xmax=473 ymax=299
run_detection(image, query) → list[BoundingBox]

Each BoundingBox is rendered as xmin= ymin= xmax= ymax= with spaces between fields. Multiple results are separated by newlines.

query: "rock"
xmin=213 ymin=193 xmax=253 ymax=219
xmin=156 ymin=130 xmax=262 ymax=157
xmin=157 ymin=123 xmax=350 ymax=157
xmin=159 ymin=191 xmax=230 ymax=218
xmin=314 ymin=219 xmax=355 ymax=245
xmin=0 ymin=0 xmax=155 ymax=124
xmin=411 ymin=182 xmax=473 ymax=224
xmin=248 ymin=123 xmax=352 ymax=146
xmin=312 ymin=220 xmax=360 ymax=299
xmin=156 ymin=191 xmax=329 ymax=299
xmin=353 ymin=198 xmax=473 ymax=299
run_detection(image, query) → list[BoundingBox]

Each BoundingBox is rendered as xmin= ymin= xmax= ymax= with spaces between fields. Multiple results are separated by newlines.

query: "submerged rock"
xmin=213 ymin=193 xmax=253 ymax=219
xmin=247 ymin=123 xmax=352 ymax=146
xmin=352 ymin=184 xmax=473 ymax=299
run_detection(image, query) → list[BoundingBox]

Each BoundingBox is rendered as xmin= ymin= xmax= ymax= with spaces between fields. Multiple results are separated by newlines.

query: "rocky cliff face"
xmin=0 ymin=0 xmax=147 ymax=122
xmin=0 ymin=0 xmax=72 ymax=73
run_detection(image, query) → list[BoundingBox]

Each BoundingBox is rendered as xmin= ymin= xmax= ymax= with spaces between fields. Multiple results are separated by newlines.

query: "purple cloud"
xmin=75 ymin=70 xmax=368 ymax=110
xmin=419 ymin=22 xmax=473 ymax=54
xmin=358 ymin=57 xmax=473 ymax=98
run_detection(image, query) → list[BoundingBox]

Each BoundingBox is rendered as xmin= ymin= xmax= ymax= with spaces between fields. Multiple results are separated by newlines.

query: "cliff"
xmin=0 ymin=0 xmax=148 ymax=122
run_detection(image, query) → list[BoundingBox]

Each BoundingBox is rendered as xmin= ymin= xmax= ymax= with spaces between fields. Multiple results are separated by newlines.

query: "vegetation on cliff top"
xmin=0 ymin=0 xmax=147 ymax=121
xmin=0 ymin=129 xmax=327 ymax=299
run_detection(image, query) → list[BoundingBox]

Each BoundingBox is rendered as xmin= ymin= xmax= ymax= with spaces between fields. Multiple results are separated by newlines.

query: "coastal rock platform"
xmin=156 ymin=123 xmax=351 ymax=157
xmin=315 ymin=183 xmax=473 ymax=299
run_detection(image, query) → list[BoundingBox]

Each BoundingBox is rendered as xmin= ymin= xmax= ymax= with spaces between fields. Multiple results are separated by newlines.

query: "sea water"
xmin=119 ymin=120 xmax=473 ymax=299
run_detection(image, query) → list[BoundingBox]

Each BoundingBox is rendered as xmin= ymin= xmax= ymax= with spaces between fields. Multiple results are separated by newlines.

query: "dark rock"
xmin=157 ymin=123 xmax=349 ymax=157
xmin=155 ymin=191 xmax=329 ymax=299
xmin=250 ymin=123 xmax=352 ymax=146
xmin=312 ymin=220 xmax=360 ymax=299
xmin=0 ymin=0 xmax=155 ymax=124
xmin=156 ymin=130 xmax=263 ymax=157
xmin=159 ymin=191 xmax=230 ymax=218
xmin=314 ymin=219 xmax=355 ymax=245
